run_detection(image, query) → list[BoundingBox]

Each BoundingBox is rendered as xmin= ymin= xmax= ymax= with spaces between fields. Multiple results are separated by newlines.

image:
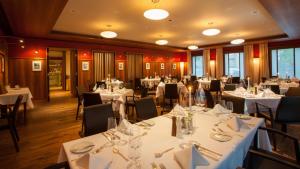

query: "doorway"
xmin=47 ymin=48 xmax=76 ymax=101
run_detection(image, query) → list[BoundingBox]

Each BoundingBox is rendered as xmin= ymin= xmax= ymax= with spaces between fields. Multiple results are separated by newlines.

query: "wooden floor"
xmin=0 ymin=90 xmax=81 ymax=169
xmin=0 ymin=90 xmax=300 ymax=169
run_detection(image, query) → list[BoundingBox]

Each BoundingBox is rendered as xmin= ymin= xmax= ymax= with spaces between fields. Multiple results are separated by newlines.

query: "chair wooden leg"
xmin=76 ymin=104 xmax=80 ymax=120
xmin=23 ymin=103 xmax=27 ymax=124
xmin=281 ymin=124 xmax=287 ymax=133
xmin=12 ymin=125 xmax=19 ymax=141
xmin=9 ymin=126 xmax=19 ymax=152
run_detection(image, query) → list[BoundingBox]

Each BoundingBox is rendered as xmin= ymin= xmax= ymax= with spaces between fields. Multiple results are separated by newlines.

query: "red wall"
xmin=7 ymin=38 xmax=187 ymax=100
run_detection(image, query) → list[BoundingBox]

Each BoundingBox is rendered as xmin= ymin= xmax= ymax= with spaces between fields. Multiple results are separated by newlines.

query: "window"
xmin=192 ymin=55 xmax=204 ymax=77
xmin=224 ymin=52 xmax=244 ymax=79
xmin=271 ymin=48 xmax=300 ymax=78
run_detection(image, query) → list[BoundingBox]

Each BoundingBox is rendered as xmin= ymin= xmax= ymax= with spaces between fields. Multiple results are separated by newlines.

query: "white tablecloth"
xmin=0 ymin=87 xmax=34 ymax=109
xmin=155 ymin=82 xmax=187 ymax=98
xmin=197 ymin=79 xmax=211 ymax=89
xmin=223 ymin=91 xmax=282 ymax=114
xmin=260 ymin=81 xmax=299 ymax=94
xmin=94 ymin=88 xmax=133 ymax=117
xmin=58 ymin=107 xmax=271 ymax=169
xmin=140 ymin=78 xmax=161 ymax=88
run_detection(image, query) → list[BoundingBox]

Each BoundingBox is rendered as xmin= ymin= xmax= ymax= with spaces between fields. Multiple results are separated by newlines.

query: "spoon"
xmin=112 ymin=148 xmax=129 ymax=161
xmin=154 ymin=147 xmax=174 ymax=158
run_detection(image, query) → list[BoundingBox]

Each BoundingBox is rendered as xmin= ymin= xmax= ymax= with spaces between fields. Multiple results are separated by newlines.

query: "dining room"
xmin=1 ymin=0 xmax=300 ymax=169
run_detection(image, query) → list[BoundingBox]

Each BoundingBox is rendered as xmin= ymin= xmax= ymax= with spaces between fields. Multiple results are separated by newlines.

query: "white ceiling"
xmin=53 ymin=0 xmax=284 ymax=48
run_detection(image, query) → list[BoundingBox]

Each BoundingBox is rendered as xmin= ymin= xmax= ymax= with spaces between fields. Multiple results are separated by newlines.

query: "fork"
xmin=154 ymin=147 xmax=174 ymax=158
xmin=159 ymin=163 xmax=166 ymax=169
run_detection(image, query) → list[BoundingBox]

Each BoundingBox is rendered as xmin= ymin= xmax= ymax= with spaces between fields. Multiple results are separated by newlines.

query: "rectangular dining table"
xmin=93 ymin=88 xmax=133 ymax=118
xmin=223 ymin=91 xmax=282 ymax=114
xmin=0 ymin=87 xmax=34 ymax=121
xmin=58 ymin=106 xmax=271 ymax=169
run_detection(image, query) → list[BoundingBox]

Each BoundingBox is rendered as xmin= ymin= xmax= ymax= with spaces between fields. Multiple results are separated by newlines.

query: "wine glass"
xmin=226 ymin=101 xmax=234 ymax=113
xmin=107 ymin=117 xmax=119 ymax=146
xmin=127 ymin=127 xmax=142 ymax=169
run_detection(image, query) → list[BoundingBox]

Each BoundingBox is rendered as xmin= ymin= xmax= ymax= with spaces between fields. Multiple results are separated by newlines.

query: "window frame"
xmin=191 ymin=55 xmax=204 ymax=77
xmin=223 ymin=51 xmax=244 ymax=78
xmin=269 ymin=47 xmax=299 ymax=78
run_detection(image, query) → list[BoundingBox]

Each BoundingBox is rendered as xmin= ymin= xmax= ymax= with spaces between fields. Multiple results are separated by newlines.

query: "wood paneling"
xmin=78 ymin=59 xmax=93 ymax=91
xmin=259 ymin=0 xmax=300 ymax=38
xmin=0 ymin=0 xmax=67 ymax=37
xmin=8 ymin=58 xmax=47 ymax=99
xmin=7 ymin=38 xmax=182 ymax=100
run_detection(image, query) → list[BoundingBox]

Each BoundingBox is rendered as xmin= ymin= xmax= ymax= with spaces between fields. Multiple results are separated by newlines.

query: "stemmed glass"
xmin=107 ymin=117 xmax=120 ymax=146
xmin=127 ymin=126 xmax=142 ymax=169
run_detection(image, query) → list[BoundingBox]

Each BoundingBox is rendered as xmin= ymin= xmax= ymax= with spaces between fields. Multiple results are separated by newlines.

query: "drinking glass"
xmin=127 ymin=127 xmax=142 ymax=169
xmin=226 ymin=101 xmax=234 ymax=113
xmin=107 ymin=117 xmax=119 ymax=146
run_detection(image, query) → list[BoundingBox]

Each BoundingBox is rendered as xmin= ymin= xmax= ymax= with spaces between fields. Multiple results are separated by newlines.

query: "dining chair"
xmin=244 ymin=127 xmax=300 ymax=169
xmin=261 ymin=77 xmax=267 ymax=83
xmin=286 ymin=87 xmax=300 ymax=96
xmin=44 ymin=161 xmax=70 ymax=169
xmin=75 ymin=86 xmax=87 ymax=120
xmin=135 ymin=96 xmax=157 ymax=121
xmin=82 ymin=92 xmax=102 ymax=107
xmin=134 ymin=78 xmax=141 ymax=90
xmin=190 ymin=75 xmax=197 ymax=82
xmin=83 ymin=104 xmax=114 ymax=137
xmin=203 ymin=89 xmax=214 ymax=108
xmin=210 ymin=80 xmax=221 ymax=101
xmin=221 ymin=95 xmax=245 ymax=114
xmin=0 ymin=95 xmax=23 ymax=152
xmin=270 ymin=85 xmax=280 ymax=95
xmin=256 ymin=96 xmax=300 ymax=133
xmin=96 ymin=81 xmax=106 ymax=89
xmin=163 ymin=83 xmax=179 ymax=109
xmin=224 ymin=84 xmax=237 ymax=91
xmin=86 ymin=80 xmax=95 ymax=92
xmin=231 ymin=77 xmax=240 ymax=84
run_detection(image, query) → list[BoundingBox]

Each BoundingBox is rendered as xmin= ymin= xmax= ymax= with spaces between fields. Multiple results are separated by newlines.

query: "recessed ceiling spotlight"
xmin=187 ymin=45 xmax=198 ymax=50
xmin=21 ymin=45 xmax=25 ymax=48
xmin=144 ymin=9 xmax=169 ymax=20
xmin=155 ymin=39 xmax=168 ymax=45
xmin=230 ymin=38 xmax=245 ymax=45
xmin=100 ymin=31 xmax=118 ymax=38
xmin=19 ymin=39 xmax=24 ymax=43
xmin=202 ymin=28 xmax=221 ymax=36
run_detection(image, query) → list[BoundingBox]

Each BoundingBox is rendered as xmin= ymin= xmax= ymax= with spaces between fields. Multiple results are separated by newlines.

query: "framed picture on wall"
xmin=172 ymin=63 xmax=176 ymax=69
xmin=1 ymin=57 xmax=4 ymax=72
xmin=118 ymin=62 xmax=124 ymax=70
xmin=82 ymin=61 xmax=89 ymax=71
xmin=32 ymin=60 xmax=42 ymax=71
xmin=146 ymin=63 xmax=150 ymax=70
xmin=161 ymin=63 xmax=165 ymax=70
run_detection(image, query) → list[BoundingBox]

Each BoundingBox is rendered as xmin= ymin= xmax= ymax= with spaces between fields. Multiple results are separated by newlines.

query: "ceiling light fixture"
xmin=202 ymin=28 xmax=221 ymax=36
xmin=144 ymin=0 xmax=169 ymax=20
xmin=100 ymin=31 xmax=118 ymax=38
xmin=230 ymin=38 xmax=245 ymax=45
xmin=155 ymin=39 xmax=168 ymax=45
xmin=187 ymin=45 xmax=198 ymax=50
xmin=19 ymin=39 xmax=24 ymax=43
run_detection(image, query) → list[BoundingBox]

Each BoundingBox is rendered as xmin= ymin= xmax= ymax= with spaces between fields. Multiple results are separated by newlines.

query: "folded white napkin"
xmin=172 ymin=104 xmax=186 ymax=116
xmin=158 ymin=82 xmax=165 ymax=86
xmin=264 ymin=88 xmax=276 ymax=96
xmin=226 ymin=116 xmax=249 ymax=132
xmin=93 ymin=84 xmax=98 ymax=91
xmin=174 ymin=145 xmax=209 ymax=169
xmin=89 ymin=152 xmax=113 ymax=169
xmin=117 ymin=119 xmax=133 ymax=135
xmin=209 ymin=104 xmax=232 ymax=116
xmin=235 ymin=87 xmax=246 ymax=93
